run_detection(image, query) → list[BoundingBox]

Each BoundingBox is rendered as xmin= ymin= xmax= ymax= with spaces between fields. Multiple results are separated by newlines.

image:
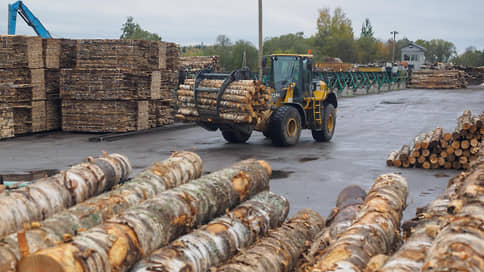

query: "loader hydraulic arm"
xmin=8 ymin=1 xmax=52 ymax=38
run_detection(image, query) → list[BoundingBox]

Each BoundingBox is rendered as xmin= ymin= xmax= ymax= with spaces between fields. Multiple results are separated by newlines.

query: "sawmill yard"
xmin=1 ymin=87 xmax=482 ymax=221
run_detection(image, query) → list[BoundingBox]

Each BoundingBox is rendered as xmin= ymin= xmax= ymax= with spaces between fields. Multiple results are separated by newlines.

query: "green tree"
xmin=415 ymin=39 xmax=456 ymax=63
xmin=452 ymin=47 xmax=484 ymax=67
xmin=313 ymin=7 xmax=356 ymax=62
xmin=263 ymin=32 xmax=312 ymax=54
xmin=120 ymin=17 xmax=161 ymax=41
xmin=360 ymin=18 xmax=374 ymax=38
xmin=230 ymin=40 xmax=258 ymax=72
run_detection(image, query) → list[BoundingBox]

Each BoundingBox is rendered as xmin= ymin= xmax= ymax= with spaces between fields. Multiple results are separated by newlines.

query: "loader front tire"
xmin=269 ymin=105 xmax=302 ymax=146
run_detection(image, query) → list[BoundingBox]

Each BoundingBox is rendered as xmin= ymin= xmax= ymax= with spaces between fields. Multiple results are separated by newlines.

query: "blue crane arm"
xmin=8 ymin=1 xmax=52 ymax=38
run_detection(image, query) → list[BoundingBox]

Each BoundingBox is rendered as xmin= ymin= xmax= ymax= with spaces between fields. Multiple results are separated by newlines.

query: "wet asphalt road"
xmin=0 ymin=87 xmax=483 ymax=220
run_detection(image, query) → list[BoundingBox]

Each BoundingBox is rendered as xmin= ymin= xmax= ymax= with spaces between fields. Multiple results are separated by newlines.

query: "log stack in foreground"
xmin=176 ymin=79 xmax=271 ymax=124
xmin=311 ymin=174 xmax=408 ymax=271
xmin=0 ymin=153 xmax=131 ymax=239
xmin=132 ymin=191 xmax=290 ymax=272
xmin=61 ymin=39 xmax=179 ymax=132
xmin=0 ymin=151 xmax=202 ymax=271
xmin=409 ymin=70 xmax=468 ymax=89
xmin=19 ymin=159 xmax=271 ymax=272
xmin=387 ymin=110 xmax=483 ymax=170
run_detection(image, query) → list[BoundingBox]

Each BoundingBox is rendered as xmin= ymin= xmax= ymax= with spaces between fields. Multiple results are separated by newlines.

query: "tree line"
xmin=120 ymin=10 xmax=484 ymax=72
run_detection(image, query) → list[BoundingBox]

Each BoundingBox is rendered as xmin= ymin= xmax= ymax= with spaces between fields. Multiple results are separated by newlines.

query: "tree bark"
xmin=312 ymin=174 xmax=408 ymax=272
xmin=216 ymin=209 xmax=324 ymax=272
xmin=131 ymin=191 xmax=289 ymax=272
xmin=296 ymin=185 xmax=367 ymax=272
xmin=19 ymin=159 xmax=272 ymax=272
xmin=386 ymin=151 xmax=398 ymax=167
xmin=0 ymin=153 xmax=131 ymax=239
xmin=0 ymin=151 xmax=202 ymax=271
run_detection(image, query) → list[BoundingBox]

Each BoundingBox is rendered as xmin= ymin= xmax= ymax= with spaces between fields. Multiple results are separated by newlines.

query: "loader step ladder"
xmin=313 ymin=100 xmax=322 ymax=125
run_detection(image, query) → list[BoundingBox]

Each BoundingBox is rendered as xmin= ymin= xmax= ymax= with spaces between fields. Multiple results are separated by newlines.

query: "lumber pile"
xmin=409 ymin=69 xmax=467 ymax=89
xmin=176 ymin=78 xmax=271 ymax=124
xmin=0 ymin=103 xmax=14 ymax=139
xmin=178 ymin=55 xmax=220 ymax=72
xmin=387 ymin=110 xmax=484 ymax=170
xmin=0 ymin=152 xmax=131 ymax=239
xmin=61 ymin=39 xmax=179 ymax=132
xmin=0 ymin=151 xmax=202 ymax=271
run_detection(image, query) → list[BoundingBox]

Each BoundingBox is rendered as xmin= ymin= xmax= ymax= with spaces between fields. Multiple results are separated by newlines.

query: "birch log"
xmin=0 ymin=153 xmax=131 ymax=239
xmin=312 ymin=174 xmax=408 ymax=272
xmin=19 ymin=159 xmax=272 ymax=272
xmin=422 ymin=146 xmax=484 ymax=272
xmin=377 ymin=171 xmax=468 ymax=272
xmin=296 ymin=185 xmax=367 ymax=272
xmin=216 ymin=209 xmax=324 ymax=272
xmin=0 ymin=151 xmax=202 ymax=271
xmin=131 ymin=191 xmax=289 ymax=272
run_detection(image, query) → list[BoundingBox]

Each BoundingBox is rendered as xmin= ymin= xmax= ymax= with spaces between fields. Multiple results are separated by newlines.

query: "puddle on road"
xmin=1 ymin=169 xmax=59 ymax=182
xmin=271 ymin=170 xmax=295 ymax=180
xmin=380 ymin=99 xmax=405 ymax=105
xmin=299 ymin=157 xmax=319 ymax=163
xmin=434 ymin=173 xmax=450 ymax=178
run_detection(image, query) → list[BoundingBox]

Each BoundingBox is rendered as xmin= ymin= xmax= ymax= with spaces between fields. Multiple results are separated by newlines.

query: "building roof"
xmin=401 ymin=42 xmax=426 ymax=51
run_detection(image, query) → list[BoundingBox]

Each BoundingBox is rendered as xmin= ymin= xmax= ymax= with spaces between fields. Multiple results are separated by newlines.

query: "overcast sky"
xmin=1 ymin=0 xmax=482 ymax=53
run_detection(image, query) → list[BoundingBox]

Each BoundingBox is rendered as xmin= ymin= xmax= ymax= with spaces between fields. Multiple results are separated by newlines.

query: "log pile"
xmin=176 ymin=79 xmax=271 ymax=124
xmin=132 ymin=191 xmax=290 ymax=272
xmin=409 ymin=69 xmax=467 ymax=89
xmin=309 ymin=174 xmax=408 ymax=271
xmin=61 ymin=39 xmax=179 ymax=132
xmin=375 ymin=144 xmax=484 ymax=272
xmin=0 ymin=103 xmax=14 ymax=139
xmin=19 ymin=159 xmax=272 ymax=272
xmin=178 ymin=55 xmax=220 ymax=73
xmin=0 ymin=151 xmax=202 ymax=271
xmin=0 ymin=153 xmax=131 ymax=239
xmin=387 ymin=110 xmax=484 ymax=170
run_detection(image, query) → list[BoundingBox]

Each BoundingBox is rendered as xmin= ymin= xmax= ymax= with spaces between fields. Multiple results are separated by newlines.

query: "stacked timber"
xmin=176 ymin=79 xmax=271 ymax=124
xmin=387 ymin=110 xmax=484 ymax=170
xmin=61 ymin=39 xmax=179 ymax=132
xmin=0 ymin=151 xmax=202 ymax=271
xmin=0 ymin=103 xmax=14 ymax=139
xmin=0 ymin=153 xmax=131 ymax=239
xmin=42 ymin=39 xmax=76 ymax=69
xmin=374 ymin=144 xmax=484 ymax=272
xmin=178 ymin=55 xmax=220 ymax=73
xmin=20 ymin=159 xmax=272 ymax=272
xmin=409 ymin=69 xmax=467 ymax=89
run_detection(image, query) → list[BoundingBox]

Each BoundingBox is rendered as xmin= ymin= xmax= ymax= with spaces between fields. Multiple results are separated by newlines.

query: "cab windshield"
xmin=272 ymin=56 xmax=300 ymax=91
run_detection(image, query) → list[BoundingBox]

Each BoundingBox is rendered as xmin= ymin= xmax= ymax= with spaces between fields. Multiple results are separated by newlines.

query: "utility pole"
xmin=258 ymin=0 xmax=263 ymax=80
xmin=390 ymin=30 xmax=399 ymax=64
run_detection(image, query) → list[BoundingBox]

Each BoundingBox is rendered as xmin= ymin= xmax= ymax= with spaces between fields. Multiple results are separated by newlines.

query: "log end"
xmin=18 ymin=244 xmax=82 ymax=272
xmin=257 ymin=160 xmax=272 ymax=176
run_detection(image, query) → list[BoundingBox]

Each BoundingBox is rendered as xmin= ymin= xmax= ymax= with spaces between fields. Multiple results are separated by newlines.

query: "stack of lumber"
xmin=0 ymin=151 xmax=201 ymax=271
xmin=178 ymin=55 xmax=220 ymax=72
xmin=409 ymin=69 xmax=467 ymax=89
xmin=0 ymin=104 xmax=14 ymax=139
xmin=375 ymin=144 xmax=484 ymax=271
xmin=61 ymin=39 xmax=179 ymax=132
xmin=387 ymin=110 xmax=483 ymax=170
xmin=176 ymin=79 xmax=271 ymax=124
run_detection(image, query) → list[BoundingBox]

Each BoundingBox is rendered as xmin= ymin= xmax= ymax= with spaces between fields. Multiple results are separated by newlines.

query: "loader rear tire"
xmin=269 ymin=105 xmax=301 ymax=146
xmin=221 ymin=128 xmax=252 ymax=143
xmin=312 ymin=104 xmax=336 ymax=142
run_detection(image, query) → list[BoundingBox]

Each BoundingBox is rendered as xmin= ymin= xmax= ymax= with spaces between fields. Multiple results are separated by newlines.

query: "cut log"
xmin=398 ymin=144 xmax=411 ymax=162
xmin=422 ymin=134 xmax=432 ymax=149
xmin=131 ymin=191 xmax=290 ymax=272
xmin=430 ymin=127 xmax=442 ymax=148
xmin=0 ymin=151 xmax=202 ymax=271
xmin=0 ymin=153 xmax=131 ymax=239
xmin=296 ymin=185 xmax=367 ymax=272
xmin=413 ymin=133 xmax=426 ymax=150
xmin=18 ymin=159 xmax=272 ymax=272
xmin=216 ymin=209 xmax=324 ymax=272
xmin=312 ymin=174 xmax=408 ymax=271
xmin=386 ymin=151 xmax=398 ymax=166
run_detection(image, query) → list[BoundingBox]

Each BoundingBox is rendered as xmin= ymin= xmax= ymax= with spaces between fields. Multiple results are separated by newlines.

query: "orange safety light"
xmin=308 ymin=49 xmax=312 ymax=54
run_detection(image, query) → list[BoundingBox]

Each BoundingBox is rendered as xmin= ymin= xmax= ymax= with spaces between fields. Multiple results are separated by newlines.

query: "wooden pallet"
xmin=0 ymin=68 xmax=46 ymax=101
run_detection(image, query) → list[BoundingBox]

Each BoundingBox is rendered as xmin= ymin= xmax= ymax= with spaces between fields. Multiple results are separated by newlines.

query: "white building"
xmin=401 ymin=43 xmax=426 ymax=70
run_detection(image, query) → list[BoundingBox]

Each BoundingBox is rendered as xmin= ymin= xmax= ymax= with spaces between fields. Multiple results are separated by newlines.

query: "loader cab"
xmin=264 ymin=54 xmax=313 ymax=104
